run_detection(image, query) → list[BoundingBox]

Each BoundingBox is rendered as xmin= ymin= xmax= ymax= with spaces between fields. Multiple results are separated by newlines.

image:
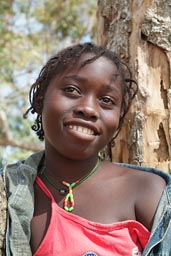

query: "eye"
xmin=100 ymin=96 xmax=115 ymax=106
xmin=63 ymin=85 xmax=81 ymax=96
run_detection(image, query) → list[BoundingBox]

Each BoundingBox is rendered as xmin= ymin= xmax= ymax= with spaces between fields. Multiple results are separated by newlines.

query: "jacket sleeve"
xmin=0 ymin=169 xmax=7 ymax=256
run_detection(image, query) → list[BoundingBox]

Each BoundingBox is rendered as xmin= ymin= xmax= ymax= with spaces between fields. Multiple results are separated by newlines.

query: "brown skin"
xmin=30 ymin=55 xmax=166 ymax=253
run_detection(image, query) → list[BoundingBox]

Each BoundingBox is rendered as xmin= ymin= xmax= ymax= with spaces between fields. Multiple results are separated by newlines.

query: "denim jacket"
xmin=0 ymin=151 xmax=171 ymax=256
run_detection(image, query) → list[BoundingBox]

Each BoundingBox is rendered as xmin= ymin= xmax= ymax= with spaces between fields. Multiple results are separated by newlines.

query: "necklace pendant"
xmin=59 ymin=188 xmax=66 ymax=195
xmin=63 ymin=187 xmax=75 ymax=212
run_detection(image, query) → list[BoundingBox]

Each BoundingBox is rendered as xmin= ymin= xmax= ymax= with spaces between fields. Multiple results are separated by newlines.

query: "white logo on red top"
xmin=132 ymin=247 xmax=142 ymax=256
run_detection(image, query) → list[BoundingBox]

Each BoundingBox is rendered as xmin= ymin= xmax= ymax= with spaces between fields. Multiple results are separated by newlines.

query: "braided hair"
xmin=24 ymin=42 xmax=138 ymax=143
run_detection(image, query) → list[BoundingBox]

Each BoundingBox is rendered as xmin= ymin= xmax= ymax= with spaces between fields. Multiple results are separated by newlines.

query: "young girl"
xmin=1 ymin=43 xmax=171 ymax=256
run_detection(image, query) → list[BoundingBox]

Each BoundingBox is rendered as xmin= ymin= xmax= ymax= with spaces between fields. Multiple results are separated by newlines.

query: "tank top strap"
xmin=35 ymin=176 xmax=55 ymax=202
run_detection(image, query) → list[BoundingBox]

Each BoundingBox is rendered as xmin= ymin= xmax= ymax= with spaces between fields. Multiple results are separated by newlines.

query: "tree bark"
xmin=97 ymin=0 xmax=171 ymax=173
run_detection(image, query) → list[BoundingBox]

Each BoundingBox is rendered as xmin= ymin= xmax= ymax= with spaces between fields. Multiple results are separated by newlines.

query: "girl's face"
xmin=42 ymin=54 xmax=123 ymax=160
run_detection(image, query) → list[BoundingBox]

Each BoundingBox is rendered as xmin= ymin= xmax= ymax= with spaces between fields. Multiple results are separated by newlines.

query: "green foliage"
xmin=37 ymin=0 xmax=96 ymax=40
xmin=0 ymin=0 xmax=97 ymax=162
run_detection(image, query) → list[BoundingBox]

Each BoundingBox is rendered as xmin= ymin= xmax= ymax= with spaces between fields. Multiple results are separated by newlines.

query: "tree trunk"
xmin=96 ymin=0 xmax=171 ymax=173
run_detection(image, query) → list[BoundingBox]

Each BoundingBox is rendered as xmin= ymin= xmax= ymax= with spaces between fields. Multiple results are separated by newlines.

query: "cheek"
xmin=43 ymin=94 xmax=66 ymax=116
xmin=42 ymin=97 xmax=60 ymax=130
xmin=42 ymin=94 xmax=73 ymax=135
xmin=107 ymin=109 xmax=121 ymax=126
xmin=104 ymin=111 xmax=121 ymax=135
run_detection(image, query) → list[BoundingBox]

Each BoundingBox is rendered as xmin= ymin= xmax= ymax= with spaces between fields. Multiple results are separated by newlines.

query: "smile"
xmin=68 ymin=125 xmax=95 ymax=135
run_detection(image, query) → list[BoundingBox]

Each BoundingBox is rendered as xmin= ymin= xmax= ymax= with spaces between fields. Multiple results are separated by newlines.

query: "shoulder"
xmin=129 ymin=166 xmax=166 ymax=191
xmin=113 ymin=162 xmax=167 ymax=191
xmin=108 ymin=162 xmax=166 ymax=230
xmin=133 ymin=169 xmax=166 ymax=209
xmin=114 ymin=162 xmax=167 ymax=203
xmin=126 ymin=166 xmax=166 ymax=230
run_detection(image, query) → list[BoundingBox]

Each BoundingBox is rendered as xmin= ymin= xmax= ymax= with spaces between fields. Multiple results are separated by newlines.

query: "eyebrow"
xmin=64 ymin=74 xmax=120 ymax=83
xmin=102 ymin=84 xmax=122 ymax=97
xmin=63 ymin=75 xmax=87 ymax=82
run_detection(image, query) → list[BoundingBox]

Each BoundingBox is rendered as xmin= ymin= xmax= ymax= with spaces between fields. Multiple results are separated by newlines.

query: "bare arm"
xmin=135 ymin=172 xmax=166 ymax=231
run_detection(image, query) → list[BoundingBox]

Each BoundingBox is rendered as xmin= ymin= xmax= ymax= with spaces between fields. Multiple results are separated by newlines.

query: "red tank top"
xmin=33 ymin=177 xmax=150 ymax=256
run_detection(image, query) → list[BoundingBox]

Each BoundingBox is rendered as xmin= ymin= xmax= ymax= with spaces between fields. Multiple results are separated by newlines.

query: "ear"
xmin=34 ymin=95 xmax=44 ymax=114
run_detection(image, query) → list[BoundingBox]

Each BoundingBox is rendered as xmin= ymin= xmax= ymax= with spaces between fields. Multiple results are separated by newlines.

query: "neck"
xmin=44 ymin=147 xmax=99 ymax=183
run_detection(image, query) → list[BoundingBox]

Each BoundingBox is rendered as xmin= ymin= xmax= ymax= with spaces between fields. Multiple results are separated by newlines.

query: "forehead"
xmin=78 ymin=53 xmax=118 ymax=72
xmin=61 ymin=53 xmax=120 ymax=81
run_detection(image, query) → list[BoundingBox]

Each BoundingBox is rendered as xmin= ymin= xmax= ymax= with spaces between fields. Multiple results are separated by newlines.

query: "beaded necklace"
xmin=42 ymin=156 xmax=102 ymax=212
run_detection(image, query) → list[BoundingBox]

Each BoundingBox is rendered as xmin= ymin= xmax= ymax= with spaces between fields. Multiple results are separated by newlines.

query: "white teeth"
xmin=68 ymin=125 xmax=94 ymax=135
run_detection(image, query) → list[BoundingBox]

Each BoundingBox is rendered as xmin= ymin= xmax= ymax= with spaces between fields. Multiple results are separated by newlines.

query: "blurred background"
xmin=0 ymin=0 xmax=97 ymax=166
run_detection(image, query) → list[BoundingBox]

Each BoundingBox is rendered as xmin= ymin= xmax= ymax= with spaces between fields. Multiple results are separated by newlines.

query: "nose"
xmin=73 ymin=96 xmax=99 ymax=121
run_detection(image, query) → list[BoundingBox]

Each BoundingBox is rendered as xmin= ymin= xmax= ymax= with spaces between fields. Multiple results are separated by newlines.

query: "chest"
xmin=30 ymin=179 xmax=136 ymax=254
xmin=36 ymin=175 xmax=136 ymax=220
